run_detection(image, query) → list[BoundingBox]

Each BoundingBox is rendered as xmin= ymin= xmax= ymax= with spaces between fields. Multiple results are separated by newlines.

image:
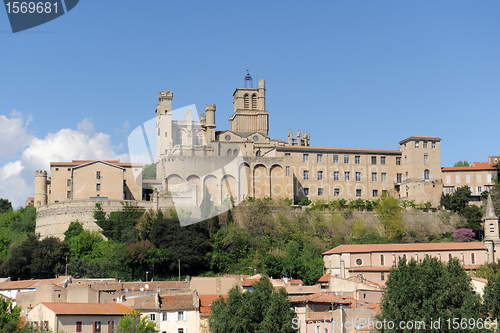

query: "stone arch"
xmin=166 ymin=174 xmax=183 ymax=191
xmin=244 ymin=94 xmax=250 ymax=109
xmin=270 ymin=164 xmax=284 ymax=199
xmin=239 ymin=163 xmax=251 ymax=202
xmin=253 ymin=164 xmax=269 ymax=199
xmin=233 ymin=149 xmax=238 ymax=156
xmin=187 ymin=175 xmax=201 ymax=206
xmin=227 ymin=149 xmax=233 ymax=156
xmin=251 ymin=94 xmax=257 ymax=110
xmin=221 ymin=174 xmax=237 ymax=203
xmin=203 ymin=174 xmax=219 ymax=205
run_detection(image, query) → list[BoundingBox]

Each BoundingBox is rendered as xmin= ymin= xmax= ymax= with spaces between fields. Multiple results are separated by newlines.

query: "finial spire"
xmin=485 ymin=195 xmax=498 ymax=220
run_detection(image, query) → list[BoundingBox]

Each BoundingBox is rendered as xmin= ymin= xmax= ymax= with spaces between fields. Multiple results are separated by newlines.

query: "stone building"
xmin=441 ymin=161 xmax=497 ymax=201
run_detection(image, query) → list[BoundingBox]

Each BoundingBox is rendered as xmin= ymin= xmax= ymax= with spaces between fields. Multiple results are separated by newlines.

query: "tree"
xmin=0 ymin=199 xmax=12 ymax=214
xmin=115 ymin=310 xmax=157 ymax=333
xmin=64 ymin=221 xmax=84 ymax=241
xmin=375 ymin=192 xmax=405 ymax=242
xmin=0 ymin=296 xmax=21 ymax=333
xmin=377 ymin=257 xmax=487 ymax=332
xmin=483 ymin=273 xmax=500 ymax=320
xmin=141 ymin=163 xmax=157 ymax=180
xmin=441 ymin=186 xmax=471 ymax=214
xmin=209 ymin=277 xmax=297 ymax=333
xmin=453 ymin=161 xmax=470 ymax=167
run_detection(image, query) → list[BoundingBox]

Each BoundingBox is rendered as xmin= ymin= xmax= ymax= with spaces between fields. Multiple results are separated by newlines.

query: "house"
xmin=442 ymin=161 xmax=497 ymax=202
xmin=26 ymin=302 xmax=133 ymax=333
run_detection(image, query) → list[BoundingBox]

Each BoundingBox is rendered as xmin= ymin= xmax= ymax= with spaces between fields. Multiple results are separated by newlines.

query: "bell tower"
xmin=229 ymin=72 xmax=269 ymax=136
xmin=483 ymin=195 xmax=500 ymax=263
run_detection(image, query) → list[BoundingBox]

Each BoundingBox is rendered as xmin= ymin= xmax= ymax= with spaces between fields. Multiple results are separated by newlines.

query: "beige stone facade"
xmin=442 ymin=161 xmax=497 ymax=200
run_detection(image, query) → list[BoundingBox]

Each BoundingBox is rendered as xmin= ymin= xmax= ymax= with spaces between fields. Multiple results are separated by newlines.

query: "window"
xmin=396 ymin=173 xmax=402 ymax=183
xmin=304 ymin=188 xmax=309 ymax=195
xmin=488 ymin=174 xmax=492 ymax=183
xmin=371 ymin=156 xmax=377 ymax=165
xmin=96 ymin=171 xmax=101 ymax=180
xmin=285 ymin=153 xmax=290 ymax=156
xmin=303 ymin=170 xmax=309 ymax=180
xmin=423 ymin=141 xmax=428 ymax=148
xmin=244 ymin=94 xmax=249 ymax=109
xmin=317 ymin=154 xmax=323 ymax=163
xmin=162 ymin=312 xmax=168 ymax=321
xmin=108 ymin=321 xmax=114 ymax=332
xmin=381 ymin=273 xmax=385 ymax=281
xmin=55 ymin=168 xmax=59 ymax=171
xmin=448 ymin=253 xmax=453 ymax=260
xmin=344 ymin=172 xmax=350 ymax=181
xmin=303 ymin=154 xmax=309 ymax=162
xmin=251 ymin=94 xmax=257 ymax=109
xmin=92 ymin=321 xmax=101 ymax=333
xmin=76 ymin=322 xmax=82 ymax=333
xmin=380 ymin=255 xmax=385 ymax=265
xmin=355 ymin=258 xmax=363 ymax=266
xmin=477 ymin=174 xmax=482 ymax=183
xmin=317 ymin=171 xmax=323 ymax=181
xmin=406 ymin=172 xmax=409 ymax=182
xmin=382 ymin=190 xmax=387 ymax=195
xmin=372 ymin=173 xmax=377 ymax=182
xmin=415 ymin=141 xmax=419 ymax=148
xmin=318 ymin=188 xmax=323 ymax=196
xmin=471 ymin=253 xmax=475 ymax=265
xmin=344 ymin=155 xmax=349 ymax=164
xmin=477 ymin=187 xmax=482 ymax=193
xmin=67 ymin=179 xmax=71 ymax=186
xmin=456 ymin=175 xmax=461 ymax=183
xmin=396 ymin=157 xmax=401 ymax=165
xmin=67 ymin=191 xmax=71 ymax=199
xmin=405 ymin=155 xmax=407 ymax=164
xmin=466 ymin=175 xmax=471 ymax=183
xmin=432 ymin=142 xmax=436 ymax=149
xmin=286 ymin=166 xmax=290 ymax=177
xmin=446 ymin=175 xmax=451 ymax=184
xmin=355 ymin=172 xmax=361 ymax=182
xmin=333 ymin=155 xmax=339 ymax=163
xmin=424 ymin=169 xmax=430 ymax=181
xmin=356 ymin=189 xmax=361 ymax=197
xmin=373 ymin=190 xmax=378 ymax=197
xmin=381 ymin=173 xmax=387 ymax=182
xmin=424 ymin=154 xmax=428 ymax=164
xmin=178 ymin=329 xmax=184 ymax=333
xmin=334 ymin=188 xmax=340 ymax=196
xmin=177 ymin=311 xmax=184 ymax=321
xmin=334 ymin=171 xmax=339 ymax=181
xmin=491 ymin=224 xmax=495 ymax=233
xmin=355 ymin=156 xmax=360 ymax=164
xmin=150 ymin=314 xmax=156 ymax=321
xmin=96 ymin=184 xmax=101 ymax=191
xmin=381 ymin=156 xmax=386 ymax=165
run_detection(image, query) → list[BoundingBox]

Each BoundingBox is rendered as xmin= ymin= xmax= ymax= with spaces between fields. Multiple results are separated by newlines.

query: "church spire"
xmin=485 ymin=195 xmax=498 ymax=220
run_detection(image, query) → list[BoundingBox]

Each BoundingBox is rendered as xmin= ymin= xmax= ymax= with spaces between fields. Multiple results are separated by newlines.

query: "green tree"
xmin=453 ymin=161 xmax=470 ymax=167
xmin=64 ymin=221 xmax=84 ymax=241
xmin=0 ymin=296 xmax=21 ymax=333
xmin=115 ymin=310 xmax=157 ymax=333
xmin=375 ymin=192 xmax=405 ymax=242
xmin=483 ymin=273 xmax=500 ymax=320
xmin=441 ymin=186 xmax=471 ymax=214
xmin=209 ymin=277 xmax=297 ymax=333
xmin=377 ymin=257 xmax=487 ymax=333
xmin=0 ymin=199 xmax=13 ymax=214
xmin=142 ymin=163 xmax=157 ymax=180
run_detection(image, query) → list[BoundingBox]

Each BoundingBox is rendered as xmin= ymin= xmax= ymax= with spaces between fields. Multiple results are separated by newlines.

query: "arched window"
xmin=406 ymin=172 xmax=409 ymax=182
xmin=402 ymin=254 xmax=407 ymax=261
xmin=251 ymin=94 xmax=257 ymax=110
xmin=227 ymin=149 xmax=232 ymax=156
xmin=448 ymin=253 xmax=452 ymax=261
xmin=490 ymin=223 xmax=495 ymax=233
xmin=244 ymin=94 xmax=249 ymax=109
xmin=425 ymin=254 xmax=429 ymax=260
xmin=233 ymin=149 xmax=238 ymax=156
xmin=471 ymin=253 xmax=475 ymax=264
xmin=256 ymin=151 xmax=261 ymax=157
xmin=380 ymin=255 xmax=384 ymax=266
xmin=424 ymin=169 xmax=430 ymax=180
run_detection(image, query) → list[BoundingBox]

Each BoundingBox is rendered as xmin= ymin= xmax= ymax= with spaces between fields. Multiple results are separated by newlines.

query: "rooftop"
xmin=39 ymin=302 xmax=133 ymax=315
xmin=323 ymin=242 xmax=485 ymax=255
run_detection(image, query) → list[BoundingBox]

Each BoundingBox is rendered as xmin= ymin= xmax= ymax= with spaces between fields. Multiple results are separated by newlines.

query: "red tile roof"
xmin=40 ymin=302 xmax=133 ymax=315
xmin=442 ymin=161 xmax=496 ymax=171
xmin=290 ymin=293 xmax=351 ymax=304
xmin=323 ymin=242 xmax=485 ymax=255
xmin=199 ymin=295 xmax=228 ymax=314
xmin=0 ymin=277 xmax=70 ymax=290
xmin=318 ymin=274 xmax=330 ymax=283
xmin=159 ymin=294 xmax=196 ymax=311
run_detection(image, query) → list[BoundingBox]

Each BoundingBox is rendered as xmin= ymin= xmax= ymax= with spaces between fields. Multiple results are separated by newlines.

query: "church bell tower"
xmin=483 ymin=195 xmax=500 ymax=263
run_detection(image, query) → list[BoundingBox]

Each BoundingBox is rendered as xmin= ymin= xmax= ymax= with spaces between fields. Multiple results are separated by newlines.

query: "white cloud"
xmin=0 ymin=114 xmax=128 ymax=209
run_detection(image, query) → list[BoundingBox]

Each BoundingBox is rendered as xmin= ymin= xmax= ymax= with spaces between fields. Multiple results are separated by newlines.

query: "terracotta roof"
xmin=159 ymin=294 xmax=197 ymax=311
xmin=277 ymin=146 xmax=401 ymax=155
xmin=40 ymin=302 xmax=133 ymax=315
xmin=0 ymin=277 xmax=70 ymax=290
xmin=318 ymin=274 xmax=330 ymax=283
xmin=442 ymin=162 xmax=496 ymax=171
xmin=471 ymin=276 xmax=488 ymax=284
xmin=323 ymin=242 xmax=485 ymax=255
xmin=51 ymin=160 xmax=142 ymax=167
xmin=349 ymin=267 xmax=392 ymax=272
xmin=290 ymin=293 xmax=351 ymax=304
xmin=285 ymin=285 xmax=321 ymax=295
xmin=199 ymin=295 xmax=228 ymax=314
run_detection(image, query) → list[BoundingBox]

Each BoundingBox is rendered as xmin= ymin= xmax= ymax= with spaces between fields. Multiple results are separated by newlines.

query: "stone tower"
xmin=156 ymin=91 xmax=173 ymax=178
xmin=483 ymin=195 xmax=500 ymax=263
xmin=34 ymin=170 xmax=47 ymax=207
xmin=204 ymin=103 xmax=216 ymax=142
xmin=229 ymin=79 xmax=269 ymax=136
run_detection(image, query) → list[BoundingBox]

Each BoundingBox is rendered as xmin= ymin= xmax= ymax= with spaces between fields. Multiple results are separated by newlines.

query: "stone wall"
xmin=36 ymin=199 xmax=175 ymax=240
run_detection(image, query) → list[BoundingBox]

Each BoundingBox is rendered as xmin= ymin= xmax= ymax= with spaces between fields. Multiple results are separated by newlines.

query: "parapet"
xmin=159 ymin=91 xmax=173 ymax=101
xmin=35 ymin=170 xmax=47 ymax=177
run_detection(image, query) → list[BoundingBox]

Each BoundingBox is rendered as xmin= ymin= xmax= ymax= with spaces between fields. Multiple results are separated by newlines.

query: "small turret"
xmin=34 ymin=170 xmax=48 ymax=207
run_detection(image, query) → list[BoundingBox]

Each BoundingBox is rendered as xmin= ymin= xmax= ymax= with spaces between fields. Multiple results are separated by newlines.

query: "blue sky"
xmin=1 ymin=1 xmax=499 ymax=208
